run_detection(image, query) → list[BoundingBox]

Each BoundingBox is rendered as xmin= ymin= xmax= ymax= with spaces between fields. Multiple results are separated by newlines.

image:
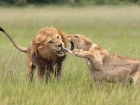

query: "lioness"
xmin=0 ymin=27 xmax=68 ymax=82
xmin=68 ymin=34 xmax=140 ymax=85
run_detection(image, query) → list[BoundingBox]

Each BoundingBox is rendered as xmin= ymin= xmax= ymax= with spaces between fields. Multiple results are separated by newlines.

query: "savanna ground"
xmin=0 ymin=5 xmax=140 ymax=105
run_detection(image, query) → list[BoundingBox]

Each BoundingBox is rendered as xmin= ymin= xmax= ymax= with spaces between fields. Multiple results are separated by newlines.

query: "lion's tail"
xmin=0 ymin=27 xmax=27 ymax=53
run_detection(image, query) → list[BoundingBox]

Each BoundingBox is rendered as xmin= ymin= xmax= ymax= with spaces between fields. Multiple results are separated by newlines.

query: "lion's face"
xmin=45 ymin=34 xmax=65 ymax=56
xmin=67 ymin=34 xmax=92 ymax=51
xmin=33 ymin=27 xmax=68 ymax=58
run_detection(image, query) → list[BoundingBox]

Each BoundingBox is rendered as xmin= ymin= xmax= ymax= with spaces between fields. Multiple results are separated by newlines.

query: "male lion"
xmin=68 ymin=34 xmax=140 ymax=86
xmin=0 ymin=27 xmax=68 ymax=82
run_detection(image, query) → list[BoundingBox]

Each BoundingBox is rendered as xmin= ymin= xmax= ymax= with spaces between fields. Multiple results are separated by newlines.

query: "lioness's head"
xmin=67 ymin=34 xmax=92 ymax=51
xmin=33 ymin=27 xmax=68 ymax=58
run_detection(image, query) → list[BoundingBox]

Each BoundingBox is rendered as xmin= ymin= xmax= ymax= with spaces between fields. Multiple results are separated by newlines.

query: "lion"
xmin=0 ymin=27 xmax=68 ymax=82
xmin=68 ymin=34 xmax=140 ymax=86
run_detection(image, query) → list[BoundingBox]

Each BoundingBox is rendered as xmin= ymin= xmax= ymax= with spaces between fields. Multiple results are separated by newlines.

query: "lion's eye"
xmin=57 ymin=36 xmax=59 ymax=39
xmin=48 ymin=40 xmax=53 ymax=44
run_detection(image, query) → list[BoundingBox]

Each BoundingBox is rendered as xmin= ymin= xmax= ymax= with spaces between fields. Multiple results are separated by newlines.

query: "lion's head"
xmin=32 ymin=27 xmax=68 ymax=60
xmin=67 ymin=34 xmax=92 ymax=51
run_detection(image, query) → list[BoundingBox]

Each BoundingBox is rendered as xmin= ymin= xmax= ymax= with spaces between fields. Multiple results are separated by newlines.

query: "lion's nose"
xmin=58 ymin=43 xmax=62 ymax=47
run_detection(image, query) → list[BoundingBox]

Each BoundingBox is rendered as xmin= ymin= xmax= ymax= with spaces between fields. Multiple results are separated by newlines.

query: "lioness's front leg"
xmin=73 ymin=49 xmax=94 ymax=58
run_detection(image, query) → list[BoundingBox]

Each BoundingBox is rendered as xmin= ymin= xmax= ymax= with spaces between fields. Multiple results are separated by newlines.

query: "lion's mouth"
xmin=56 ymin=42 xmax=74 ymax=55
xmin=57 ymin=47 xmax=65 ymax=57
xmin=60 ymin=41 xmax=74 ymax=54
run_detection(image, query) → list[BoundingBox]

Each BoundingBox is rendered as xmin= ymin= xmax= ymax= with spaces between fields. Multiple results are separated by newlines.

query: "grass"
xmin=0 ymin=5 xmax=140 ymax=105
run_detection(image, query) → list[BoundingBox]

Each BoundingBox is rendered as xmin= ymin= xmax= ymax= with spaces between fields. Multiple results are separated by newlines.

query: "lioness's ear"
xmin=67 ymin=35 xmax=70 ymax=37
xmin=67 ymin=35 xmax=71 ymax=41
xmin=84 ymin=38 xmax=92 ymax=45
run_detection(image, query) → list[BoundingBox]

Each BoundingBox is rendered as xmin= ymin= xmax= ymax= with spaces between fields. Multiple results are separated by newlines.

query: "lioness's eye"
xmin=48 ymin=40 xmax=53 ymax=43
xmin=75 ymin=35 xmax=78 ymax=38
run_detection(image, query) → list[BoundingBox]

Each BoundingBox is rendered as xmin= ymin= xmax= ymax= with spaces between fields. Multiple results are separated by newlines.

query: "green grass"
xmin=0 ymin=5 xmax=140 ymax=105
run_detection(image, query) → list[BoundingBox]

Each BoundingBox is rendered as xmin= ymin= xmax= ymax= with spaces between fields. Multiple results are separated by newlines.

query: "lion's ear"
xmin=84 ymin=38 xmax=92 ymax=45
xmin=34 ymin=34 xmax=46 ymax=44
xmin=58 ymin=30 xmax=68 ymax=47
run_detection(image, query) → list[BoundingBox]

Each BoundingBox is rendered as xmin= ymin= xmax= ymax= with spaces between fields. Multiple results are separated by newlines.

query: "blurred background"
xmin=0 ymin=0 xmax=140 ymax=5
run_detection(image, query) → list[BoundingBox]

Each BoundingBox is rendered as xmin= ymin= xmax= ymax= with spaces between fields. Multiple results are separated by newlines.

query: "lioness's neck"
xmin=86 ymin=43 xmax=96 ymax=51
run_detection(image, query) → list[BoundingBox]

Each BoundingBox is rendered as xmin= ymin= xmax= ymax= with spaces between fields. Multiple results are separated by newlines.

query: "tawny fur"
xmin=68 ymin=34 xmax=140 ymax=85
xmin=0 ymin=27 xmax=68 ymax=82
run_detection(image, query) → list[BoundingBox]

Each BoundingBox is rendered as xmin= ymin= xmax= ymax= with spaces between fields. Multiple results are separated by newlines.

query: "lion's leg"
xmin=45 ymin=70 xmax=51 ymax=82
xmin=27 ymin=65 xmax=35 ymax=82
xmin=27 ymin=59 xmax=35 ymax=82
xmin=56 ymin=68 xmax=61 ymax=81
xmin=55 ymin=64 xmax=62 ymax=81
xmin=36 ymin=66 xmax=45 ymax=82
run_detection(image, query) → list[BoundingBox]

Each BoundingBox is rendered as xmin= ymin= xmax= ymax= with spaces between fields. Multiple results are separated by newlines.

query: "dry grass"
xmin=0 ymin=5 xmax=140 ymax=105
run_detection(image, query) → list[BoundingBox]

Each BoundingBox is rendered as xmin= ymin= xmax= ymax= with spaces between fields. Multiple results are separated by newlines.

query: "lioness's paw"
xmin=73 ymin=49 xmax=86 ymax=58
xmin=73 ymin=49 xmax=83 ymax=52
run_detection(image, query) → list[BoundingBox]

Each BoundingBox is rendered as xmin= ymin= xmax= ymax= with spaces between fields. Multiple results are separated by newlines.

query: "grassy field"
xmin=0 ymin=5 xmax=140 ymax=105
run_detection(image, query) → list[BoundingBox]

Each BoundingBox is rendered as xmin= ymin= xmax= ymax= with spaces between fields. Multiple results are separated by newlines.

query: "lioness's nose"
xmin=58 ymin=43 xmax=62 ymax=47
